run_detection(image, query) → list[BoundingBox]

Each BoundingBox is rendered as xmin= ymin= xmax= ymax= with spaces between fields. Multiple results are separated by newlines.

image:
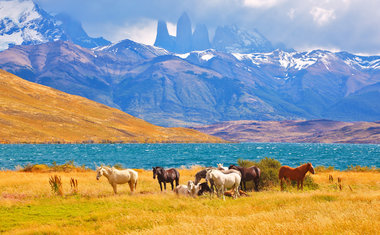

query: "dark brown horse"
xmin=279 ymin=163 xmax=315 ymax=191
xmin=152 ymin=166 xmax=180 ymax=191
xmin=194 ymin=168 xmax=216 ymax=193
xmin=229 ymin=164 xmax=261 ymax=191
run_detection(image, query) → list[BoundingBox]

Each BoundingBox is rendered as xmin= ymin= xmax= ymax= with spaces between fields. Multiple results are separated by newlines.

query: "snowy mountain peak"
xmin=0 ymin=0 xmax=63 ymax=50
xmin=0 ymin=0 xmax=110 ymax=51
xmin=0 ymin=0 xmax=39 ymax=23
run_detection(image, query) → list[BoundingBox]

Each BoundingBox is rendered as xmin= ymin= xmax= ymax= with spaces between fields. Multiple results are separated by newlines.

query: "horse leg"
xmin=159 ymin=181 xmax=163 ymax=191
xmin=171 ymin=181 xmax=174 ymax=190
xmin=243 ymin=181 xmax=247 ymax=191
xmin=134 ymin=181 xmax=137 ymax=191
xmin=254 ymin=179 xmax=259 ymax=192
xmin=301 ymin=179 xmax=304 ymax=191
xmin=222 ymin=186 xmax=226 ymax=201
xmin=112 ymin=184 xmax=117 ymax=194
xmin=297 ymin=181 xmax=300 ymax=190
xmin=128 ymin=182 xmax=134 ymax=193
xmin=280 ymin=178 xmax=284 ymax=191
xmin=164 ymin=182 xmax=167 ymax=191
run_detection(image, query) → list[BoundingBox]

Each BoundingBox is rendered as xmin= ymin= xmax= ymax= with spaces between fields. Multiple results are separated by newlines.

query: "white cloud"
xmin=310 ymin=7 xmax=336 ymax=26
xmin=287 ymin=8 xmax=296 ymax=20
xmin=167 ymin=22 xmax=177 ymax=37
xmin=243 ymin=0 xmax=283 ymax=8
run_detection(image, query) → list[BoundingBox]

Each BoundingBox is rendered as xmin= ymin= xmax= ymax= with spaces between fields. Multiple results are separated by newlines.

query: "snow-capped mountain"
xmin=1 ymin=39 xmax=379 ymax=126
xmin=0 ymin=0 xmax=110 ymax=51
xmin=0 ymin=0 xmax=64 ymax=50
xmin=212 ymin=25 xmax=274 ymax=53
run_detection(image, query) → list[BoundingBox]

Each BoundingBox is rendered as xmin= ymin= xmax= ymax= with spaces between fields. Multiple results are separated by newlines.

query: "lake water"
xmin=0 ymin=143 xmax=379 ymax=170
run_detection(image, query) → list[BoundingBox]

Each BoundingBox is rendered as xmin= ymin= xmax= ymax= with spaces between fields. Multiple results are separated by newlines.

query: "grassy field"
xmin=0 ymin=167 xmax=379 ymax=234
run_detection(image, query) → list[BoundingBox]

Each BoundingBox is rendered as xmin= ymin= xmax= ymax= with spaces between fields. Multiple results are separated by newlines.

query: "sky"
xmin=35 ymin=0 xmax=380 ymax=54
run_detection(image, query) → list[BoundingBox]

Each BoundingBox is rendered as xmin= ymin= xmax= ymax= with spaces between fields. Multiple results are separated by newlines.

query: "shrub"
xmin=70 ymin=178 xmax=78 ymax=194
xmin=113 ymin=163 xmax=124 ymax=170
xmin=237 ymin=157 xmax=319 ymax=190
xmin=346 ymin=165 xmax=379 ymax=172
xmin=238 ymin=157 xmax=282 ymax=190
xmin=49 ymin=175 xmax=63 ymax=196
xmin=315 ymin=165 xmax=335 ymax=172
xmin=19 ymin=161 xmax=88 ymax=172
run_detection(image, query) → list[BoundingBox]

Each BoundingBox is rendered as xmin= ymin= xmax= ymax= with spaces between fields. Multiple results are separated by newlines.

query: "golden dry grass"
xmin=0 ymin=69 xmax=223 ymax=144
xmin=0 ymin=168 xmax=379 ymax=234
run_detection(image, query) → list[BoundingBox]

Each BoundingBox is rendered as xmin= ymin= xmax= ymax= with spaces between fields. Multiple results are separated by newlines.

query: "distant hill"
xmin=193 ymin=119 xmax=380 ymax=144
xmin=0 ymin=70 xmax=223 ymax=143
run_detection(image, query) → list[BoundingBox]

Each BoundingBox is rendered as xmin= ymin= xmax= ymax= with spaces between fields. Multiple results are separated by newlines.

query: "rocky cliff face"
xmin=55 ymin=13 xmax=110 ymax=48
xmin=192 ymin=24 xmax=210 ymax=51
xmin=153 ymin=12 xmax=276 ymax=54
xmin=175 ymin=12 xmax=193 ymax=53
xmin=154 ymin=20 xmax=176 ymax=52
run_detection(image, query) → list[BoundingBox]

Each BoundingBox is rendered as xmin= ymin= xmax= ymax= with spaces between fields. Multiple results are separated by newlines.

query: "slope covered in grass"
xmin=0 ymin=70 xmax=223 ymax=143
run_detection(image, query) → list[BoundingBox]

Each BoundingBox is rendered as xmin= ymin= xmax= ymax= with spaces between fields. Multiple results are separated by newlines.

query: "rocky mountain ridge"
xmin=1 ymin=40 xmax=379 ymax=126
xmin=154 ymin=12 xmax=274 ymax=54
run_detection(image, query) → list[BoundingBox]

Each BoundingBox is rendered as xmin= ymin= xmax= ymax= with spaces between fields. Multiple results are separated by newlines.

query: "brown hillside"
xmin=193 ymin=119 xmax=380 ymax=144
xmin=0 ymin=70 xmax=223 ymax=143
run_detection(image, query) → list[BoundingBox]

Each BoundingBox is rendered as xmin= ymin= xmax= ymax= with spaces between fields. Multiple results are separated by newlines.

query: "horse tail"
xmin=175 ymin=170 xmax=180 ymax=186
xmin=254 ymin=167 xmax=261 ymax=192
xmin=255 ymin=167 xmax=261 ymax=178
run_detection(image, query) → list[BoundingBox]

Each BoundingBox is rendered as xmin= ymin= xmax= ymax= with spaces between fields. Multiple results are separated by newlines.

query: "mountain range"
xmin=193 ymin=119 xmax=380 ymax=144
xmin=0 ymin=69 xmax=223 ymax=143
xmin=0 ymin=0 xmax=379 ymax=128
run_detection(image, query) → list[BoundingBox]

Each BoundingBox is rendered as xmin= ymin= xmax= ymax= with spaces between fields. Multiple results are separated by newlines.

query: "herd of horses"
xmin=96 ymin=162 xmax=315 ymax=199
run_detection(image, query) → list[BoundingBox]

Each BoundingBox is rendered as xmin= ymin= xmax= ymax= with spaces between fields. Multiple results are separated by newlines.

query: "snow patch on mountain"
xmin=344 ymin=56 xmax=380 ymax=70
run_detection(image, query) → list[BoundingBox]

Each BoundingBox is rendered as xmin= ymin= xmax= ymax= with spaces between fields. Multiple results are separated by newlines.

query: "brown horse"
xmin=279 ymin=163 xmax=315 ymax=191
xmin=152 ymin=166 xmax=180 ymax=191
xmin=229 ymin=164 xmax=261 ymax=191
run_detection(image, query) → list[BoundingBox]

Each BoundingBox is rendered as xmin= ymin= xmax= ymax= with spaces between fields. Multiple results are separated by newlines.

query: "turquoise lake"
xmin=0 ymin=143 xmax=379 ymax=170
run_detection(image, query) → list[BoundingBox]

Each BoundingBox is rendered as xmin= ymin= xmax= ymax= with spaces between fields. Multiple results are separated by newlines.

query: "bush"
xmin=315 ymin=165 xmax=335 ymax=172
xmin=346 ymin=165 xmax=379 ymax=172
xmin=238 ymin=157 xmax=282 ymax=190
xmin=49 ymin=175 xmax=63 ymax=196
xmin=237 ymin=157 xmax=319 ymax=191
xmin=19 ymin=161 xmax=87 ymax=172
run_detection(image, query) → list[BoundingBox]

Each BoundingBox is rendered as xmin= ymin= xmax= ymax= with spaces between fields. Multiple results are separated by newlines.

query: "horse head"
xmin=152 ymin=167 xmax=157 ymax=179
xmin=96 ymin=166 xmax=104 ymax=180
xmin=229 ymin=164 xmax=239 ymax=170
xmin=308 ymin=163 xmax=315 ymax=174
xmin=153 ymin=166 xmax=164 ymax=179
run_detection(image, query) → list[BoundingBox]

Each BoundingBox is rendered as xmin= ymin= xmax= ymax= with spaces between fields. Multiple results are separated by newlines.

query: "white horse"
xmin=206 ymin=169 xmax=241 ymax=200
xmin=174 ymin=180 xmax=201 ymax=197
xmin=217 ymin=163 xmax=228 ymax=171
xmin=96 ymin=166 xmax=138 ymax=194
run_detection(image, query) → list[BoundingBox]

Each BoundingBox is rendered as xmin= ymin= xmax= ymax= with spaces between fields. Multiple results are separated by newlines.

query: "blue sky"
xmin=35 ymin=0 xmax=380 ymax=54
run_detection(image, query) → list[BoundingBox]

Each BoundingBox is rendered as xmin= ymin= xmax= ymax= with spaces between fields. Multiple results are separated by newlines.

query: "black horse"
xmin=229 ymin=164 xmax=261 ymax=191
xmin=152 ymin=166 xmax=180 ymax=191
xmin=194 ymin=168 xmax=216 ymax=193
xmin=197 ymin=182 xmax=212 ymax=196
